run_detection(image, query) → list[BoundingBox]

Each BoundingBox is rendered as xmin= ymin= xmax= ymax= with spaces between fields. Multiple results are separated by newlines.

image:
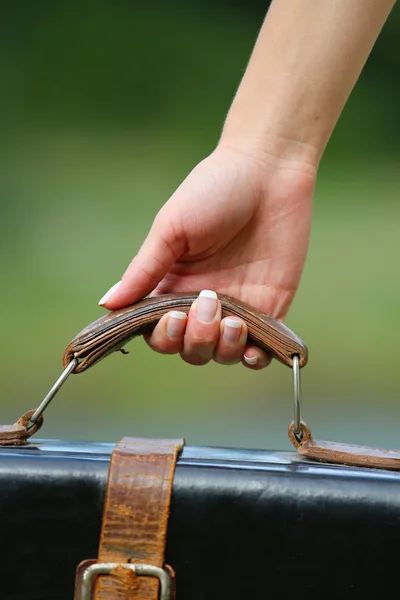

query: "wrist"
xmin=219 ymin=119 xmax=320 ymax=179
xmin=213 ymin=134 xmax=317 ymax=221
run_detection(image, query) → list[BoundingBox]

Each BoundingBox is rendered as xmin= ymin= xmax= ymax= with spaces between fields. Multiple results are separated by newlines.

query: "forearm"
xmin=221 ymin=0 xmax=396 ymax=169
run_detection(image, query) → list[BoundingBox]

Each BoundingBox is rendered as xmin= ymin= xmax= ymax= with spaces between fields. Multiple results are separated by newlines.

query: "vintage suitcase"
xmin=1 ymin=293 xmax=400 ymax=600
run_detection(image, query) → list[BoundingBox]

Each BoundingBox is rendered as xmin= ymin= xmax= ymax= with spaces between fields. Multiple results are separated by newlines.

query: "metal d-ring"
xmin=292 ymin=354 xmax=302 ymax=439
xmin=26 ymin=357 xmax=79 ymax=430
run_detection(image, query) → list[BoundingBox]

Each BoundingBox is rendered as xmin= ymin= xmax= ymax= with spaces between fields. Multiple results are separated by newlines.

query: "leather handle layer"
xmin=289 ymin=422 xmax=400 ymax=471
xmin=0 ymin=410 xmax=43 ymax=446
xmin=63 ymin=292 xmax=308 ymax=373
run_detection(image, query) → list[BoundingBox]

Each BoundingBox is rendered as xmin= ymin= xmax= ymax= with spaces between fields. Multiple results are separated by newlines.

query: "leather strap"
xmin=0 ymin=410 xmax=43 ymax=445
xmin=288 ymin=422 xmax=400 ymax=470
xmin=74 ymin=437 xmax=184 ymax=600
xmin=62 ymin=292 xmax=308 ymax=372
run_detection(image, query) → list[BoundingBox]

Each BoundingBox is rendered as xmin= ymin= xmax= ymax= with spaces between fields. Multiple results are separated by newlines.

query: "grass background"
xmin=1 ymin=1 xmax=399 ymax=450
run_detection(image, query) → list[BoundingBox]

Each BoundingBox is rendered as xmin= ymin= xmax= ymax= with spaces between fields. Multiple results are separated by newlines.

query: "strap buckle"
xmin=77 ymin=561 xmax=172 ymax=600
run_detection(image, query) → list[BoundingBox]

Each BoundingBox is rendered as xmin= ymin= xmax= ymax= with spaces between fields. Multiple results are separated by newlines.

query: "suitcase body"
xmin=3 ymin=438 xmax=400 ymax=600
xmin=5 ymin=294 xmax=397 ymax=598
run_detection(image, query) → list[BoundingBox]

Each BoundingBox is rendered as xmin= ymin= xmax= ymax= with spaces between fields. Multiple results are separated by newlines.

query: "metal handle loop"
xmin=26 ymin=357 xmax=79 ymax=430
xmin=292 ymin=354 xmax=302 ymax=439
xmin=27 ymin=353 xmax=304 ymax=438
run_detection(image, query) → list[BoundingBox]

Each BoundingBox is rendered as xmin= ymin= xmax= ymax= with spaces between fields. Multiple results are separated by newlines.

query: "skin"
xmin=100 ymin=0 xmax=396 ymax=369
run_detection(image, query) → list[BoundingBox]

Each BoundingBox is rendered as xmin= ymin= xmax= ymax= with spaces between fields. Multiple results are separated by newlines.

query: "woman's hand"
xmin=98 ymin=0 xmax=396 ymax=368
xmin=99 ymin=144 xmax=316 ymax=369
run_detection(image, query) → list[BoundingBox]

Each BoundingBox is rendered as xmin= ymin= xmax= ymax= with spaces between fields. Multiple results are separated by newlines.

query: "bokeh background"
xmin=1 ymin=0 xmax=399 ymax=450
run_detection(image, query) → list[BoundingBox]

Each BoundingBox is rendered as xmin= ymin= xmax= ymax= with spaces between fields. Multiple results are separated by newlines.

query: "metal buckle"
xmin=79 ymin=562 xmax=172 ymax=600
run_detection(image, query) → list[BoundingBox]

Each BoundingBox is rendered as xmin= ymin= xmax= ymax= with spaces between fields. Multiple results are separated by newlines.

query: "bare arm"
xmin=222 ymin=0 xmax=396 ymax=166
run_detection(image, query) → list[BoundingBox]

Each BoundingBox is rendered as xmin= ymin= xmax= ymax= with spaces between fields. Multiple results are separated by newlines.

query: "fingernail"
xmin=223 ymin=318 xmax=242 ymax=344
xmin=197 ymin=290 xmax=218 ymax=323
xmin=244 ymin=354 xmax=258 ymax=365
xmin=98 ymin=281 xmax=121 ymax=305
xmin=166 ymin=311 xmax=187 ymax=339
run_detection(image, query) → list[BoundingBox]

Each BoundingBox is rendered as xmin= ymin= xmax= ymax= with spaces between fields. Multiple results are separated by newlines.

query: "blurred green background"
xmin=1 ymin=0 xmax=399 ymax=450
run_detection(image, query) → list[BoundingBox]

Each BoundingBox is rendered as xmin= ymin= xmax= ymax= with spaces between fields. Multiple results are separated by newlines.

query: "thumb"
xmin=99 ymin=212 xmax=185 ymax=310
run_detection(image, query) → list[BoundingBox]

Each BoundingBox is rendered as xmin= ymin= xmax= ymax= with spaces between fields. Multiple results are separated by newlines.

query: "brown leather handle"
xmin=62 ymin=292 xmax=308 ymax=373
xmin=288 ymin=422 xmax=400 ymax=471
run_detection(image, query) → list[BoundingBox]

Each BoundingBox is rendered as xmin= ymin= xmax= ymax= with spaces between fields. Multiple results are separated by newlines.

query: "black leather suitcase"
xmin=2 ymin=293 xmax=399 ymax=600
xmin=2 ymin=439 xmax=400 ymax=600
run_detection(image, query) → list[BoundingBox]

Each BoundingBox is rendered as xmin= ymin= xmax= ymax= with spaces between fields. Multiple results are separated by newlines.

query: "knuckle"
xmin=180 ymin=352 xmax=210 ymax=366
xmin=214 ymin=342 xmax=245 ymax=365
xmin=182 ymin=341 xmax=214 ymax=362
xmin=214 ymin=355 xmax=241 ymax=366
xmin=186 ymin=330 xmax=218 ymax=347
xmin=152 ymin=345 xmax=177 ymax=356
xmin=146 ymin=337 xmax=181 ymax=356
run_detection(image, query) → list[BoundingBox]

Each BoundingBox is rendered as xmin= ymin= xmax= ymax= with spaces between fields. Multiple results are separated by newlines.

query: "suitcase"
xmin=1 ymin=292 xmax=400 ymax=600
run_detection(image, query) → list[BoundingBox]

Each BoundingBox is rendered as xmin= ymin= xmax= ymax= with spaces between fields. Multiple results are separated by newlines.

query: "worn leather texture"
xmin=1 ymin=440 xmax=400 ymax=600
xmin=75 ymin=437 xmax=183 ymax=600
xmin=62 ymin=292 xmax=308 ymax=372
xmin=0 ymin=409 xmax=43 ymax=445
xmin=288 ymin=421 xmax=400 ymax=470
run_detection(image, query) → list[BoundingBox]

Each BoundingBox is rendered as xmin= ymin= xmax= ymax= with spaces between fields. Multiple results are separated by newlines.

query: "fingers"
xmin=242 ymin=345 xmax=272 ymax=370
xmin=98 ymin=207 xmax=185 ymax=310
xmin=144 ymin=311 xmax=188 ymax=355
xmin=146 ymin=290 xmax=222 ymax=366
xmin=145 ymin=290 xmax=272 ymax=369
xmin=179 ymin=291 xmax=221 ymax=365
xmin=213 ymin=318 xmax=248 ymax=365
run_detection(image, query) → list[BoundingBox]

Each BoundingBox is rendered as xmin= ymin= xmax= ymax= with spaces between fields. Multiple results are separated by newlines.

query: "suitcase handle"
xmin=21 ymin=292 xmax=306 ymax=441
xmin=62 ymin=292 xmax=308 ymax=373
xmin=12 ymin=293 xmax=400 ymax=472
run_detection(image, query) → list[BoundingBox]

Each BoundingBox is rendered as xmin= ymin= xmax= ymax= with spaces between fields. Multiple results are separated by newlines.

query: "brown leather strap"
xmin=75 ymin=437 xmax=184 ymax=600
xmin=288 ymin=422 xmax=400 ymax=470
xmin=0 ymin=410 xmax=43 ymax=445
xmin=62 ymin=292 xmax=308 ymax=372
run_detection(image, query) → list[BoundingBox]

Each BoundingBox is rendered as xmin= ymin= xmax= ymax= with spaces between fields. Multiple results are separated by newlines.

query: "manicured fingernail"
xmin=166 ymin=311 xmax=187 ymax=339
xmin=98 ymin=281 xmax=121 ymax=305
xmin=244 ymin=354 xmax=258 ymax=365
xmin=197 ymin=290 xmax=218 ymax=323
xmin=223 ymin=318 xmax=242 ymax=344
